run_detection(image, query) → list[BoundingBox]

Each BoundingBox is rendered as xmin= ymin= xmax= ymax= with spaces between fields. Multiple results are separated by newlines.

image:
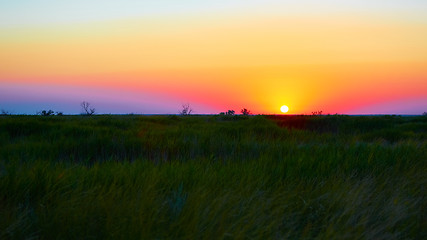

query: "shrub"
xmin=226 ymin=110 xmax=235 ymax=116
xmin=1 ymin=109 xmax=11 ymax=116
xmin=39 ymin=110 xmax=54 ymax=116
xmin=241 ymin=108 xmax=251 ymax=116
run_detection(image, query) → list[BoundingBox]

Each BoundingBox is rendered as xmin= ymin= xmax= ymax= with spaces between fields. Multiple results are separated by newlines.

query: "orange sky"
xmin=1 ymin=2 xmax=426 ymax=114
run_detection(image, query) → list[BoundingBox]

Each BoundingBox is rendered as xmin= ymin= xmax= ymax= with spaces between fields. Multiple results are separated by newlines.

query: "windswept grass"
xmin=0 ymin=115 xmax=426 ymax=239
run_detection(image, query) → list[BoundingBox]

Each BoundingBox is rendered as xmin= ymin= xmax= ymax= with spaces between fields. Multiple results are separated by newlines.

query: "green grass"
xmin=0 ymin=114 xmax=426 ymax=239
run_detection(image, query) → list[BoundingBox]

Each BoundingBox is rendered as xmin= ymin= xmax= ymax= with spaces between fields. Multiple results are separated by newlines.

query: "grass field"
xmin=0 ymin=114 xmax=426 ymax=239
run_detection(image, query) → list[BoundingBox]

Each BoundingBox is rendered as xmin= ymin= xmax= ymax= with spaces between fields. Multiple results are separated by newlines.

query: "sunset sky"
xmin=1 ymin=1 xmax=426 ymax=114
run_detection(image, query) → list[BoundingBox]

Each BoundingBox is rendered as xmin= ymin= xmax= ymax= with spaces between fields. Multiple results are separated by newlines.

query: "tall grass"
xmin=0 ymin=115 xmax=426 ymax=239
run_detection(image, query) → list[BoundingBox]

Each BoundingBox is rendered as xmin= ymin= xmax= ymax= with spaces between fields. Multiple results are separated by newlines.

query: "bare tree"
xmin=241 ymin=108 xmax=251 ymax=116
xmin=179 ymin=103 xmax=192 ymax=115
xmin=81 ymin=101 xmax=96 ymax=115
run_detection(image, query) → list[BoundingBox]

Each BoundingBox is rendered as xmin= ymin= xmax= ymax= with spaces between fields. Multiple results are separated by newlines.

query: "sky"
xmin=1 ymin=0 xmax=426 ymax=114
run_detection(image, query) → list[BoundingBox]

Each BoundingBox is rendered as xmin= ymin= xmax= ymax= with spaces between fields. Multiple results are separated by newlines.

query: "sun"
xmin=280 ymin=105 xmax=289 ymax=113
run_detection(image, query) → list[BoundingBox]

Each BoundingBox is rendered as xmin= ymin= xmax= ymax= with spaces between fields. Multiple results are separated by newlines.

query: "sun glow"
xmin=280 ymin=105 xmax=289 ymax=113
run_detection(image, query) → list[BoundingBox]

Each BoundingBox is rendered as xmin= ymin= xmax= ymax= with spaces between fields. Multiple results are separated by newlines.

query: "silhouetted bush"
xmin=1 ymin=109 xmax=11 ymax=116
xmin=39 ymin=110 xmax=54 ymax=116
xmin=241 ymin=108 xmax=251 ymax=116
xmin=227 ymin=110 xmax=235 ymax=116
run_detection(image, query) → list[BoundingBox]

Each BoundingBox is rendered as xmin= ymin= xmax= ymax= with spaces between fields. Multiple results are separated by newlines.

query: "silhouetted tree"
xmin=226 ymin=110 xmax=235 ymax=116
xmin=81 ymin=101 xmax=96 ymax=115
xmin=39 ymin=110 xmax=54 ymax=116
xmin=423 ymin=112 xmax=427 ymax=116
xmin=241 ymin=108 xmax=251 ymax=116
xmin=179 ymin=103 xmax=192 ymax=115
xmin=56 ymin=111 xmax=63 ymax=116
xmin=312 ymin=111 xmax=323 ymax=116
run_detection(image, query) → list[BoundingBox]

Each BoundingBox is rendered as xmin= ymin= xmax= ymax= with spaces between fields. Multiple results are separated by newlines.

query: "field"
xmin=0 ymin=114 xmax=426 ymax=239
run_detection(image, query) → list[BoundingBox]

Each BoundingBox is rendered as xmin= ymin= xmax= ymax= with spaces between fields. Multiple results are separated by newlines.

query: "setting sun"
xmin=280 ymin=105 xmax=289 ymax=113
